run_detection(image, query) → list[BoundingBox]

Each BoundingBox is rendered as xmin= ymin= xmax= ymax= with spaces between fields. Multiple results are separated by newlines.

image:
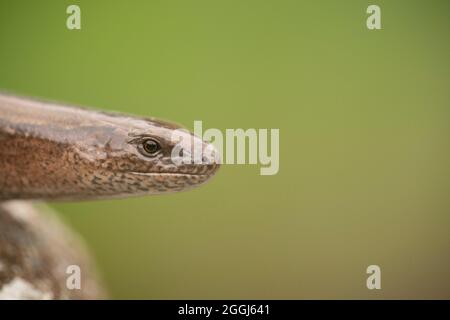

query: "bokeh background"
xmin=1 ymin=0 xmax=449 ymax=299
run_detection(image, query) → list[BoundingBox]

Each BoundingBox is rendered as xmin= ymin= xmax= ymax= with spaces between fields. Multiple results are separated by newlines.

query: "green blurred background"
xmin=1 ymin=0 xmax=449 ymax=299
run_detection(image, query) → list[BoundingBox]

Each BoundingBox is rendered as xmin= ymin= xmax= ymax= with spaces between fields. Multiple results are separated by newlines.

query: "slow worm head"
xmin=0 ymin=93 xmax=220 ymax=201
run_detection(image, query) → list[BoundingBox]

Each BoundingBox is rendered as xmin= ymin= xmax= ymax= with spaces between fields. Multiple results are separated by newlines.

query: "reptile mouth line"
xmin=129 ymin=172 xmax=212 ymax=178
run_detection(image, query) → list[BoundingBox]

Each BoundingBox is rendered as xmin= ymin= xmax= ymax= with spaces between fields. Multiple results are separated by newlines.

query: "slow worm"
xmin=0 ymin=93 xmax=220 ymax=200
xmin=0 ymin=92 xmax=220 ymax=299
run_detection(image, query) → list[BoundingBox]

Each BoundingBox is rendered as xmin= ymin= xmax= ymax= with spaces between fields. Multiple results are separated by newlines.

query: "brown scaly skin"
xmin=0 ymin=93 xmax=220 ymax=201
xmin=0 ymin=92 xmax=220 ymax=299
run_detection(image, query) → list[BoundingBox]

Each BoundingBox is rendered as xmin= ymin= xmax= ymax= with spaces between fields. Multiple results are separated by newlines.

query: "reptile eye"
xmin=139 ymin=139 xmax=161 ymax=157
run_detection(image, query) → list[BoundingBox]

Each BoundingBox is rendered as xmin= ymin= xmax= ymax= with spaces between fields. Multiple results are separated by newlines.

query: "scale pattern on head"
xmin=68 ymin=117 xmax=221 ymax=198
